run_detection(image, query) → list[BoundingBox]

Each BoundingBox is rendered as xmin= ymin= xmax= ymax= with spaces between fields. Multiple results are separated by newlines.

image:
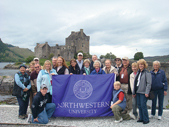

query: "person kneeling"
xmin=27 ymin=84 xmax=56 ymax=124
xmin=110 ymin=81 xmax=136 ymax=123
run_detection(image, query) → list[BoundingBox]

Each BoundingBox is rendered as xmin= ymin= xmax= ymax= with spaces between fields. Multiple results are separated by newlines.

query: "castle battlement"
xmin=34 ymin=29 xmax=90 ymax=60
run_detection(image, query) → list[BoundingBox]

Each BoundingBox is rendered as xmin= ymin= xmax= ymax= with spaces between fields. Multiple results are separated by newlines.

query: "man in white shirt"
xmin=76 ymin=52 xmax=84 ymax=69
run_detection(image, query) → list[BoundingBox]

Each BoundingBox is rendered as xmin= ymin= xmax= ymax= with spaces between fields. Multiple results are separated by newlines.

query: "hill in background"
xmin=0 ymin=38 xmax=34 ymax=62
xmin=144 ymin=55 xmax=169 ymax=62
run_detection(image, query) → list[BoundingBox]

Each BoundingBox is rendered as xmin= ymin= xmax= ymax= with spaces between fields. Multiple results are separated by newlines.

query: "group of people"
xmin=12 ymin=52 xmax=168 ymax=124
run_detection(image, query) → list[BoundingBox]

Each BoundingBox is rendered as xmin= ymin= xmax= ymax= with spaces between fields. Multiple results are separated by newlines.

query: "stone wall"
xmin=35 ymin=29 xmax=90 ymax=60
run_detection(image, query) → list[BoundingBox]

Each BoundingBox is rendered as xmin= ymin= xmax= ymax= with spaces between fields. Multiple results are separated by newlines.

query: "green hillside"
xmin=9 ymin=47 xmax=34 ymax=59
xmin=0 ymin=38 xmax=34 ymax=62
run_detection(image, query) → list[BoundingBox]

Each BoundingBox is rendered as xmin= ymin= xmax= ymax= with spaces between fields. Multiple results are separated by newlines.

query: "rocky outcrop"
xmin=0 ymin=76 xmax=14 ymax=94
xmin=3 ymin=64 xmax=19 ymax=69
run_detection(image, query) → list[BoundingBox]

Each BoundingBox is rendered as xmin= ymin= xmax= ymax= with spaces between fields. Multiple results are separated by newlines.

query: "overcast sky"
xmin=1 ymin=0 xmax=169 ymax=58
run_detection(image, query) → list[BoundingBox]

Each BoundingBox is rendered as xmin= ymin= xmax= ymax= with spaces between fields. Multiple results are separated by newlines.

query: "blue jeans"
xmin=17 ymin=96 xmax=29 ymax=116
xmin=32 ymin=103 xmax=56 ymax=124
xmin=132 ymin=97 xmax=138 ymax=117
xmin=136 ymin=93 xmax=149 ymax=122
xmin=151 ymin=89 xmax=164 ymax=116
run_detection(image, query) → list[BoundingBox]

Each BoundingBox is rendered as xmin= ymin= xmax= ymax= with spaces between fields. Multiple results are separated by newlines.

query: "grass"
xmin=9 ymin=47 xmax=34 ymax=59
xmin=14 ymin=62 xmax=22 ymax=65
xmin=39 ymin=59 xmax=51 ymax=66
xmin=0 ymin=101 xmax=7 ymax=105
xmin=3 ymin=76 xmax=6 ymax=78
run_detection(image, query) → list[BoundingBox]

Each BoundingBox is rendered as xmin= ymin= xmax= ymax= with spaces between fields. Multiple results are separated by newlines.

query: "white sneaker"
xmin=158 ymin=116 xmax=161 ymax=120
xmin=149 ymin=115 xmax=155 ymax=119
xmin=114 ymin=117 xmax=123 ymax=123
xmin=26 ymin=114 xmax=32 ymax=123
xmin=129 ymin=111 xmax=136 ymax=120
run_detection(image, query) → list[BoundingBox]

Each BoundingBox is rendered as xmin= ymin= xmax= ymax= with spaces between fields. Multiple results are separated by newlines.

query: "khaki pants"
xmin=112 ymin=105 xmax=131 ymax=120
xmin=29 ymin=91 xmax=33 ymax=109
xmin=121 ymin=84 xmax=132 ymax=113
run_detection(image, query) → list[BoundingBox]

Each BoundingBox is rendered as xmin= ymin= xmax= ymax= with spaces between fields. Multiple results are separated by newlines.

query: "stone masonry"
xmin=34 ymin=29 xmax=90 ymax=61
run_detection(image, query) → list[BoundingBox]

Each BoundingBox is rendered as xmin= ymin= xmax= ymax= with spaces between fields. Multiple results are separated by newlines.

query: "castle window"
xmin=58 ymin=54 xmax=60 ymax=56
xmin=82 ymin=43 xmax=84 ymax=47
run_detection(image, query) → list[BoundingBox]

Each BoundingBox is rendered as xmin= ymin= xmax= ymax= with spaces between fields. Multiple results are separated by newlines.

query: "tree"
xmin=25 ymin=56 xmax=35 ymax=63
xmin=100 ymin=52 xmax=116 ymax=59
xmin=48 ymin=53 xmax=54 ymax=60
xmin=74 ymin=51 xmax=91 ymax=59
xmin=134 ymin=52 xmax=144 ymax=60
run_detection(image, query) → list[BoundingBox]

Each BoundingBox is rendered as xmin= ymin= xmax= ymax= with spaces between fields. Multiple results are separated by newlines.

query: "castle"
xmin=34 ymin=29 xmax=90 ymax=60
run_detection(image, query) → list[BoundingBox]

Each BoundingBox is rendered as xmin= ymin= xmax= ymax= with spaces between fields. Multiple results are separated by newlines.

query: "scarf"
xmin=84 ymin=67 xmax=90 ymax=75
xmin=17 ymin=71 xmax=30 ymax=87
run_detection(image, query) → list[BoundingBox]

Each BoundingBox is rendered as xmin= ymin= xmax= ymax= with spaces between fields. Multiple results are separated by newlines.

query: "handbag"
xmin=147 ymin=91 xmax=155 ymax=100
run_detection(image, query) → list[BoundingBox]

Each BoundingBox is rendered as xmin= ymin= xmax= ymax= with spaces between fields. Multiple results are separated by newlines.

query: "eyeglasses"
xmin=35 ymin=66 xmax=39 ymax=68
xmin=115 ymin=60 xmax=120 ymax=61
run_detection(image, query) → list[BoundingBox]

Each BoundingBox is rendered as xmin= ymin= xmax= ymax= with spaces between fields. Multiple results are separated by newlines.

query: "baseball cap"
xmin=77 ymin=52 xmax=83 ymax=56
xmin=122 ymin=57 xmax=129 ymax=61
xmin=115 ymin=57 xmax=122 ymax=61
xmin=19 ymin=64 xmax=27 ymax=69
xmin=33 ymin=58 xmax=39 ymax=61
xmin=40 ymin=84 xmax=48 ymax=89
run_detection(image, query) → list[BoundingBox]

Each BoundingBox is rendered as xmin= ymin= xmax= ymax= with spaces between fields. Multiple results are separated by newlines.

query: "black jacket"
xmin=118 ymin=64 xmax=133 ymax=94
xmin=31 ymin=92 xmax=50 ymax=118
xmin=55 ymin=66 xmax=67 ymax=75
xmin=68 ymin=64 xmax=80 ymax=74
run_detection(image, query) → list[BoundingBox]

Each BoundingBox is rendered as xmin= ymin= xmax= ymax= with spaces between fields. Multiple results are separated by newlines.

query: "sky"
xmin=0 ymin=0 xmax=169 ymax=58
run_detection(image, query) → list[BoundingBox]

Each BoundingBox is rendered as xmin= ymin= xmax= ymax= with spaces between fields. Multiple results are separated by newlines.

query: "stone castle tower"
xmin=34 ymin=29 xmax=90 ymax=60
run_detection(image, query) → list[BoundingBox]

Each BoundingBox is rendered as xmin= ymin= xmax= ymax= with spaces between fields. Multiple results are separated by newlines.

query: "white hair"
xmin=92 ymin=55 xmax=98 ymax=59
xmin=52 ymin=56 xmax=57 ymax=60
xmin=153 ymin=60 xmax=161 ymax=67
xmin=93 ymin=60 xmax=101 ymax=68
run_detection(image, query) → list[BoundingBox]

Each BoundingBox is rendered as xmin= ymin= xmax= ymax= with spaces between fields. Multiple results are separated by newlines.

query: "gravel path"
xmin=0 ymin=105 xmax=169 ymax=127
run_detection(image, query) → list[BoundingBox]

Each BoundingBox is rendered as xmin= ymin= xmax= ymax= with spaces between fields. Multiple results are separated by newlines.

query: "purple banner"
xmin=52 ymin=73 xmax=115 ymax=117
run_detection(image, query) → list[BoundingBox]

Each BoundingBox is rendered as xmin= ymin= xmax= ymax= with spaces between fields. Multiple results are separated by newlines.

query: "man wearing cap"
xmin=90 ymin=55 xmax=103 ymax=72
xmin=114 ymin=57 xmax=123 ymax=71
xmin=12 ymin=64 xmax=31 ymax=119
xmin=27 ymin=84 xmax=56 ymax=124
xmin=76 ymin=52 xmax=84 ymax=70
xmin=118 ymin=57 xmax=132 ymax=114
xmin=33 ymin=58 xmax=40 ymax=64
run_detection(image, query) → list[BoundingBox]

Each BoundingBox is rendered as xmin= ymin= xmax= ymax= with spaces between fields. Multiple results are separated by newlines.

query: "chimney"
xmin=36 ymin=43 xmax=39 ymax=46
xmin=80 ymin=29 xmax=83 ymax=37
xmin=71 ymin=31 xmax=75 ymax=34
xmin=45 ymin=42 xmax=48 ymax=44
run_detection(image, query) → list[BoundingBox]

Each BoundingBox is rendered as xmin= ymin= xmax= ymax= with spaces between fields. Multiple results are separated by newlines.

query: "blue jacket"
xmin=90 ymin=68 xmax=106 ymax=75
xmin=151 ymin=69 xmax=168 ymax=91
xmin=112 ymin=89 xmax=126 ymax=110
xmin=37 ymin=69 xmax=57 ymax=93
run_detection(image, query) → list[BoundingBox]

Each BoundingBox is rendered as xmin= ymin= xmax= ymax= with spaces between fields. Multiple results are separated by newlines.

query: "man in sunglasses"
xmin=114 ymin=57 xmax=123 ymax=71
xmin=30 ymin=63 xmax=41 ymax=97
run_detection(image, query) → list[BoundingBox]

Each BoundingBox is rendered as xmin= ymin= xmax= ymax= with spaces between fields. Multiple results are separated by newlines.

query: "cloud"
xmin=0 ymin=0 xmax=169 ymax=58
